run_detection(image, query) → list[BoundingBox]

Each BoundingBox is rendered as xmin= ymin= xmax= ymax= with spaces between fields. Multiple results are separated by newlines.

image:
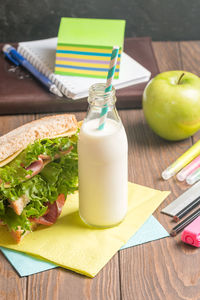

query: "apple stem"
xmin=178 ymin=73 xmax=185 ymax=84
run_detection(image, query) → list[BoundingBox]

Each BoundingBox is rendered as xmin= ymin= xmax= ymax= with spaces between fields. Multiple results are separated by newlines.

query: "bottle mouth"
xmin=88 ymin=83 xmax=116 ymax=106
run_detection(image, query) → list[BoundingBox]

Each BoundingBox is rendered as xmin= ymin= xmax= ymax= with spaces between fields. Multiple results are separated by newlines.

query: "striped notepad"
xmin=55 ymin=18 xmax=125 ymax=78
xmin=17 ymin=38 xmax=151 ymax=100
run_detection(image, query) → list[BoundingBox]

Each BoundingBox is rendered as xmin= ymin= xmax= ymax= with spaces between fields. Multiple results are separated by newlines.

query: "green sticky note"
xmin=55 ymin=18 xmax=125 ymax=78
xmin=57 ymin=17 xmax=126 ymax=49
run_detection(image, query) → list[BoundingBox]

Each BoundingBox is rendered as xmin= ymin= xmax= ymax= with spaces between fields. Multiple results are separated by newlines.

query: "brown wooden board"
xmin=1 ymin=41 xmax=200 ymax=300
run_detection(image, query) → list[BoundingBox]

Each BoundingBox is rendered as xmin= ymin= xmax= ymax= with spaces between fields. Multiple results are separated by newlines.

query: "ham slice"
xmin=38 ymin=145 xmax=73 ymax=160
xmin=25 ymin=157 xmax=44 ymax=179
xmin=54 ymin=145 xmax=73 ymax=159
xmin=29 ymin=194 xmax=66 ymax=226
xmin=38 ymin=154 xmax=51 ymax=160
xmin=1 ymin=145 xmax=73 ymax=185
xmin=25 ymin=145 xmax=73 ymax=179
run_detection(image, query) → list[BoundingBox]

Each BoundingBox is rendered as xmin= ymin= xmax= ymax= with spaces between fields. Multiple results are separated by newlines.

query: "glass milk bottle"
xmin=78 ymin=83 xmax=128 ymax=228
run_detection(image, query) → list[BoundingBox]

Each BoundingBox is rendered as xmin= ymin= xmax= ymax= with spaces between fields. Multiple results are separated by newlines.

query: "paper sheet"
xmin=0 ymin=182 xmax=170 ymax=277
xmin=0 ymin=215 xmax=169 ymax=277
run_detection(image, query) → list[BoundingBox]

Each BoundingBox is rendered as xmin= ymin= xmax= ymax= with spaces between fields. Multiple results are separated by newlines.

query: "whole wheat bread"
xmin=0 ymin=114 xmax=78 ymax=162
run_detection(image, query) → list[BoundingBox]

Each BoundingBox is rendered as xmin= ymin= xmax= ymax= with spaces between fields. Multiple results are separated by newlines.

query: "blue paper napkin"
xmin=120 ymin=215 xmax=169 ymax=249
xmin=0 ymin=215 xmax=169 ymax=276
xmin=1 ymin=248 xmax=57 ymax=276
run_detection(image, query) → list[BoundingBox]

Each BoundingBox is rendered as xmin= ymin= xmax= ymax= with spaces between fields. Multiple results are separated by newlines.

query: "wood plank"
xmin=121 ymin=109 xmax=192 ymax=224
xmin=0 ymin=114 xmax=35 ymax=300
xmin=120 ymin=238 xmax=200 ymax=300
xmin=119 ymin=109 xmax=200 ymax=300
xmin=0 ymin=114 xmax=35 ymax=136
xmin=0 ymin=251 xmax=27 ymax=300
xmin=27 ymin=255 xmax=120 ymax=300
xmin=118 ymin=41 xmax=200 ymax=300
xmin=180 ymin=41 xmax=200 ymax=76
xmin=33 ymin=111 xmax=86 ymax=123
xmin=153 ymin=41 xmax=182 ymax=72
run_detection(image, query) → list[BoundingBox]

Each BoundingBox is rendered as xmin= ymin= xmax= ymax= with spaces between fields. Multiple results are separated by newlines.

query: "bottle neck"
xmin=88 ymin=83 xmax=116 ymax=107
xmin=85 ymin=83 xmax=120 ymax=124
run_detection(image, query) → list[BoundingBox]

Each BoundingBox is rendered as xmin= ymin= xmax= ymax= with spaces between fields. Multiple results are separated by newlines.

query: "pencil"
xmin=173 ymin=195 xmax=200 ymax=222
xmin=170 ymin=208 xmax=200 ymax=236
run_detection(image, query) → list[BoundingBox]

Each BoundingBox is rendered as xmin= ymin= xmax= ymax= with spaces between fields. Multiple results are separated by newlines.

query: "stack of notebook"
xmin=0 ymin=37 xmax=159 ymax=114
xmin=55 ymin=18 xmax=125 ymax=78
xmin=17 ymin=37 xmax=151 ymax=100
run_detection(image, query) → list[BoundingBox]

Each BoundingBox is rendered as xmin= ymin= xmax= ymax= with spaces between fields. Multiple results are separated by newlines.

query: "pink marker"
xmin=176 ymin=154 xmax=200 ymax=181
xmin=181 ymin=216 xmax=200 ymax=247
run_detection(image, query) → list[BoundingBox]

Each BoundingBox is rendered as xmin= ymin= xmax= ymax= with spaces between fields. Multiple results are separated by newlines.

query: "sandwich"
xmin=0 ymin=114 xmax=79 ymax=243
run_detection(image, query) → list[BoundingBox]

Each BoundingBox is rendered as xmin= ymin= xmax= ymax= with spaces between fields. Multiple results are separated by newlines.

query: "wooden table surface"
xmin=1 ymin=41 xmax=200 ymax=300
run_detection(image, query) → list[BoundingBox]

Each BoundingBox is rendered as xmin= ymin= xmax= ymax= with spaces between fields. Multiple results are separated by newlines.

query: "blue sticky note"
xmin=0 ymin=215 xmax=169 ymax=276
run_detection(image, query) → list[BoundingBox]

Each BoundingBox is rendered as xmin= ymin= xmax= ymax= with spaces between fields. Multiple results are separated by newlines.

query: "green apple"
xmin=142 ymin=71 xmax=200 ymax=141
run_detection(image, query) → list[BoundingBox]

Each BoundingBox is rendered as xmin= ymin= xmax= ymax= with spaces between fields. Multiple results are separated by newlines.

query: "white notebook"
xmin=17 ymin=37 xmax=151 ymax=100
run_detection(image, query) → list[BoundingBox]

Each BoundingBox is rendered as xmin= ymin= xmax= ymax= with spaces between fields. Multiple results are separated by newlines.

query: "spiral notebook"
xmin=17 ymin=37 xmax=151 ymax=100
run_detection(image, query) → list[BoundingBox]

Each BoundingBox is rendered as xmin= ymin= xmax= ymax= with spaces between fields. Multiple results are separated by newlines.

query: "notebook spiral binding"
xmin=17 ymin=45 xmax=75 ymax=98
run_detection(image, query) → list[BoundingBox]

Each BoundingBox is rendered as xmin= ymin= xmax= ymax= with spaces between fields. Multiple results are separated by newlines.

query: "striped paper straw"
xmin=98 ymin=46 xmax=119 ymax=130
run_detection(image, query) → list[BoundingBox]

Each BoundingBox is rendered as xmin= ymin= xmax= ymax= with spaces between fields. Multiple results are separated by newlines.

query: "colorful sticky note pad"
xmin=55 ymin=18 xmax=126 ymax=78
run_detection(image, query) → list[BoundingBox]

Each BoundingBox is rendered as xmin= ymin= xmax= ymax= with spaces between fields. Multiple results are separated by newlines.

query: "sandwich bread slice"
xmin=0 ymin=114 xmax=79 ymax=243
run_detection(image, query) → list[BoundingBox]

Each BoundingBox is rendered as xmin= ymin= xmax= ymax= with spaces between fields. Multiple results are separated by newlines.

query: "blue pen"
xmin=2 ymin=44 xmax=63 ymax=97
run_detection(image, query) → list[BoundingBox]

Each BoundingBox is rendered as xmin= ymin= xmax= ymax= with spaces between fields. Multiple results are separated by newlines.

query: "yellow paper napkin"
xmin=0 ymin=182 xmax=170 ymax=277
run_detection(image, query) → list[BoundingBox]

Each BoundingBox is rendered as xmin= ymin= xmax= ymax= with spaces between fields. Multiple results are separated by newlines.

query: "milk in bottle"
xmin=78 ymin=84 xmax=128 ymax=227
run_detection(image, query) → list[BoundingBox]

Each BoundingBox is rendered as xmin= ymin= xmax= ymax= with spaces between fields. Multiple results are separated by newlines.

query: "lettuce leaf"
xmin=0 ymin=134 xmax=78 ymax=233
xmin=0 ymin=134 xmax=78 ymax=187
xmin=1 ymin=208 xmax=32 ymax=232
xmin=23 ymin=135 xmax=77 ymax=167
xmin=0 ymin=199 xmax=5 ymax=216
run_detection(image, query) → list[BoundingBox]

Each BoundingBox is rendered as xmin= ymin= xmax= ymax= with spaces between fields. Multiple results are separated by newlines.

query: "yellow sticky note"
xmin=0 ymin=182 xmax=170 ymax=277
